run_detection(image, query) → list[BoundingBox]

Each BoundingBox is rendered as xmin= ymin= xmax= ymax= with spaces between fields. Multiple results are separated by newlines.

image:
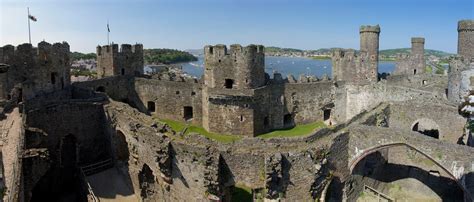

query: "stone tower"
xmin=96 ymin=43 xmax=144 ymax=78
xmin=203 ymin=44 xmax=265 ymax=89
xmin=202 ymin=44 xmax=266 ymax=136
xmin=411 ymin=37 xmax=425 ymax=56
xmin=394 ymin=37 xmax=425 ymax=75
xmin=458 ymin=20 xmax=474 ymax=60
xmin=359 ymin=25 xmax=380 ymax=82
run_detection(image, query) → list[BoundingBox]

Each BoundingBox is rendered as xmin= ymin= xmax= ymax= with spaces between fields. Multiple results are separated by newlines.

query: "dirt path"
xmin=86 ymin=167 xmax=138 ymax=202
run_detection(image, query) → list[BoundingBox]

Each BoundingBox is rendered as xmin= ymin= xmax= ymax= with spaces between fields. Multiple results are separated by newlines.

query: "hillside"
xmin=144 ymin=49 xmax=198 ymax=65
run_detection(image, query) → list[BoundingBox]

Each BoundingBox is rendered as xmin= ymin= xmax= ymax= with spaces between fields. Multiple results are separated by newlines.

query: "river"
xmin=178 ymin=56 xmax=395 ymax=79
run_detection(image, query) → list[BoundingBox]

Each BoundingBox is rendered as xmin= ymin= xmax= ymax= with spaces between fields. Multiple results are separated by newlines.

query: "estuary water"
xmin=180 ymin=56 xmax=395 ymax=79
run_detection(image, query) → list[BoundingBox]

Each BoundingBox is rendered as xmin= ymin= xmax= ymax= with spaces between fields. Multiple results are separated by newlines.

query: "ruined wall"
xmin=96 ymin=44 xmax=144 ymax=78
xmin=335 ymin=81 xmax=449 ymax=123
xmin=25 ymin=102 xmax=111 ymax=165
xmin=358 ymin=25 xmax=380 ymax=82
xmin=388 ymin=101 xmax=465 ymax=143
xmin=105 ymin=100 xmax=332 ymax=201
xmin=0 ymin=42 xmax=71 ymax=100
xmin=133 ymin=76 xmax=203 ymax=125
xmin=72 ymin=76 xmax=132 ymax=103
xmin=394 ymin=37 xmax=426 ymax=76
xmin=458 ymin=20 xmax=474 ymax=60
xmin=447 ymin=57 xmax=472 ymax=103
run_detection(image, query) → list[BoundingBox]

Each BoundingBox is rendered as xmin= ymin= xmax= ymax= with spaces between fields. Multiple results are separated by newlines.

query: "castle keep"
xmin=0 ymin=20 xmax=473 ymax=202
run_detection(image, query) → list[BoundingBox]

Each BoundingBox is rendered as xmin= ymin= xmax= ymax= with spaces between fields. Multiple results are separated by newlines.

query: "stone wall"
xmin=0 ymin=41 xmax=71 ymax=100
xmin=394 ymin=37 xmax=425 ymax=76
xmin=96 ymin=43 xmax=144 ymax=78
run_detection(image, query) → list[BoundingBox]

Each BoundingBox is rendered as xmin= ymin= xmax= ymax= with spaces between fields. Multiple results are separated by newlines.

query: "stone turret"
xmin=458 ymin=20 xmax=474 ymax=60
xmin=96 ymin=43 xmax=144 ymax=78
xmin=394 ymin=37 xmax=426 ymax=75
xmin=0 ymin=41 xmax=71 ymax=100
xmin=331 ymin=25 xmax=380 ymax=83
xmin=448 ymin=20 xmax=474 ymax=103
xmin=204 ymin=44 xmax=265 ymax=89
xmin=411 ymin=37 xmax=425 ymax=56
xmin=359 ymin=25 xmax=380 ymax=82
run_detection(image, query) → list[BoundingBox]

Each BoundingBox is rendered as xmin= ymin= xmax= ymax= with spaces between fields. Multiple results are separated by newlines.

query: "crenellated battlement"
xmin=458 ymin=20 xmax=474 ymax=32
xmin=204 ymin=44 xmax=266 ymax=89
xmin=1 ymin=41 xmax=70 ymax=63
xmin=96 ymin=43 xmax=143 ymax=56
xmin=331 ymin=49 xmax=370 ymax=62
xmin=204 ymin=44 xmax=264 ymax=60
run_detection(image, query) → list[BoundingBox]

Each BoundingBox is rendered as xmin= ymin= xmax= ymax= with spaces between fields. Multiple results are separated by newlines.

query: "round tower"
xmin=411 ymin=37 xmax=425 ymax=56
xmin=360 ymin=25 xmax=381 ymax=58
xmin=458 ymin=20 xmax=474 ymax=60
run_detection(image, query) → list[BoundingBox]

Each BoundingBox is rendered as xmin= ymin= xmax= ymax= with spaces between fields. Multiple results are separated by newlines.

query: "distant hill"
xmin=379 ymin=48 xmax=453 ymax=58
xmin=144 ymin=49 xmax=198 ymax=65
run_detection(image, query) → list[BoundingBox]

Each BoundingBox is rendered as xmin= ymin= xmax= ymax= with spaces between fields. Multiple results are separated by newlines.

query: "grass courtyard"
xmin=158 ymin=118 xmax=326 ymax=143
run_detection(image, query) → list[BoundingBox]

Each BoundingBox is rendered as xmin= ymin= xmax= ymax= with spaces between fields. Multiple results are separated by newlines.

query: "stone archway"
xmin=115 ymin=130 xmax=130 ymax=162
xmin=348 ymin=143 xmax=469 ymax=201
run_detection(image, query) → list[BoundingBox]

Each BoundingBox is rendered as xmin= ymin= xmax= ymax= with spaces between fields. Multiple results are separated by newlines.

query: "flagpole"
xmin=107 ymin=20 xmax=109 ymax=45
xmin=27 ymin=7 xmax=31 ymax=44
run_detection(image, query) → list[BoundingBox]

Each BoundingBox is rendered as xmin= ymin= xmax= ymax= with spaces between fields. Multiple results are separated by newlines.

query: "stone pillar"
xmin=458 ymin=20 xmax=474 ymax=60
xmin=411 ymin=37 xmax=425 ymax=56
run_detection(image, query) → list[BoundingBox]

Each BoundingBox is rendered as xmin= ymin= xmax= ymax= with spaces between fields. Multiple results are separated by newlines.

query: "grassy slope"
xmin=257 ymin=121 xmax=326 ymax=139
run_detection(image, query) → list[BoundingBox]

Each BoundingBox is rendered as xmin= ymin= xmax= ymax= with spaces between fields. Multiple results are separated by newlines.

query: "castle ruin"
xmin=0 ymin=20 xmax=472 ymax=202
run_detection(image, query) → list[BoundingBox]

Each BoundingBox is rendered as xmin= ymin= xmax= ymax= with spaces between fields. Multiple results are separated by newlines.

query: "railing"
xmin=363 ymin=185 xmax=394 ymax=202
xmin=80 ymin=159 xmax=113 ymax=176
xmin=79 ymin=167 xmax=99 ymax=202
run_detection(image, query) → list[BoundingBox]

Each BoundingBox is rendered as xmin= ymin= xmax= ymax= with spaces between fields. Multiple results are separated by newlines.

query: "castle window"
xmin=121 ymin=68 xmax=125 ymax=75
xmin=244 ymin=104 xmax=249 ymax=108
xmin=209 ymin=47 xmax=213 ymax=54
xmin=283 ymin=114 xmax=293 ymax=126
xmin=219 ymin=59 xmax=221 ymax=63
xmin=264 ymin=116 xmax=269 ymax=127
xmin=176 ymin=91 xmax=180 ymax=95
xmin=323 ymin=109 xmax=331 ymax=121
xmin=147 ymin=101 xmax=155 ymax=113
xmin=240 ymin=115 xmax=244 ymax=122
xmin=50 ymin=72 xmax=58 ymax=85
xmin=191 ymin=91 xmax=196 ymax=96
xmin=414 ymin=69 xmax=417 ymax=75
xmin=224 ymin=79 xmax=234 ymax=89
xmin=184 ymin=106 xmax=193 ymax=121
xmin=96 ymin=86 xmax=105 ymax=92
xmin=422 ymin=80 xmax=427 ymax=85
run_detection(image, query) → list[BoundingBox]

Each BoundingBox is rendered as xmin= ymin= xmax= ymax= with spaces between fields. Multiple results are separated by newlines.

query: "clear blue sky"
xmin=1 ymin=0 xmax=473 ymax=53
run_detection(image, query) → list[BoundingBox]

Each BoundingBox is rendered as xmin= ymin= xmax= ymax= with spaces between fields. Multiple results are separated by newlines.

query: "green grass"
xmin=232 ymin=184 xmax=253 ymax=202
xmin=158 ymin=119 xmax=241 ymax=143
xmin=310 ymin=56 xmax=331 ymax=60
xmin=257 ymin=121 xmax=326 ymax=139
xmin=159 ymin=119 xmax=326 ymax=142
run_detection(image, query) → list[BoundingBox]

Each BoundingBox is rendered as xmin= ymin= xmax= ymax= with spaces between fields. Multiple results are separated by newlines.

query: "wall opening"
xmin=184 ymin=106 xmax=193 ymax=121
xmin=121 ymin=68 xmax=125 ymax=75
xmin=96 ymin=86 xmax=105 ymax=92
xmin=51 ymin=72 xmax=58 ymax=84
xmin=225 ymin=79 xmax=234 ymax=89
xmin=411 ymin=119 xmax=440 ymax=139
xmin=323 ymin=109 xmax=331 ymax=121
xmin=414 ymin=69 xmax=417 ymax=75
xmin=264 ymin=116 xmax=269 ymax=127
xmin=139 ymin=164 xmax=156 ymax=199
xmin=283 ymin=114 xmax=293 ymax=126
xmin=147 ymin=101 xmax=156 ymax=113
xmin=115 ymin=130 xmax=129 ymax=162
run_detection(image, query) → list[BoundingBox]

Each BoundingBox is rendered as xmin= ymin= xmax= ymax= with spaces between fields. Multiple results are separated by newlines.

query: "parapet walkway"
xmin=86 ymin=166 xmax=138 ymax=202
